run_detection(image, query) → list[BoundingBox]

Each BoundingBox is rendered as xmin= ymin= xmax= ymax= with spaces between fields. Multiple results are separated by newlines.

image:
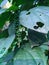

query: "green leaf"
xmin=14 ymin=43 xmax=48 ymax=65
xmin=0 ymin=9 xmax=6 ymax=14
xmin=8 ymin=21 xmax=16 ymax=35
xmin=0 ymin=62 xmax=7 ymax=65
xmin=0 ymin=0 xmax=3 ymax=4
xmin=0 ymin=29 xmax=9 ymax=38
xmin=40 ymin=41 xmax=48 ymax=51
xmin=0 ymin=12 xmax=12 ymax=28
xmin=38 ymin=0 xmax=49 ymax=6
xmin=0 ymin=34 xmax=15 ymax=58
xmin=0 ymin=51 xmax=14 ymax=63
xmin=28 ymin=29 xmax=47 ymax=46
xmin=7 ymin=3 xmax=18 ymax=11
xmin=13 ymin=0 xmax=34 ymax=6
xmin=19 ymin=6 xmax=49 ymax=34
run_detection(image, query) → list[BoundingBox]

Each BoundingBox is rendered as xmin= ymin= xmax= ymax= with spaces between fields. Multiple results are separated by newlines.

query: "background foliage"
xmin=0 ymin=0 xmax=49 ymax=65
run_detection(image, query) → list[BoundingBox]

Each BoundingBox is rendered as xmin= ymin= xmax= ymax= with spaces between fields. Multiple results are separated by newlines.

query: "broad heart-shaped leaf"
xmin=0 ymin=34 xmax=15 ymax=58
xmin=14 ymin=43 xmax=48 ymax=65
xmin=19 ymin=6 xmax=49 ymax=34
